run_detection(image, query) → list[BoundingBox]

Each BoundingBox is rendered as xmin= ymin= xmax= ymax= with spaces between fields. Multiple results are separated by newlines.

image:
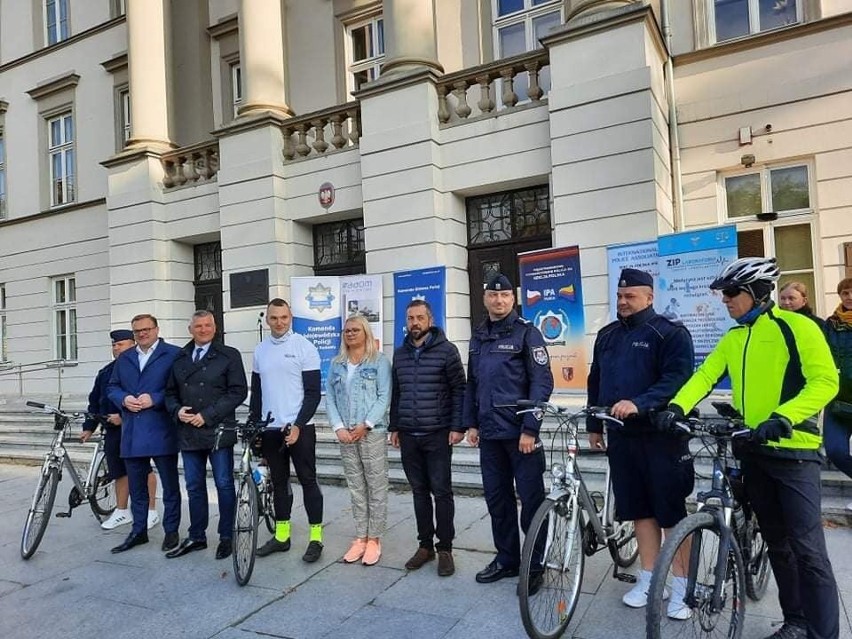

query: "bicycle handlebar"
xmin=513 ymin=400 xmax=624 ymax=427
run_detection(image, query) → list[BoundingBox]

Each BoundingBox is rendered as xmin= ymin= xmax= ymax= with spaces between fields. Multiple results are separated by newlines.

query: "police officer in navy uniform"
xmin=586 ymin=268 xmax=695 ymax=615
xmin=464 ymin=273 xmax=554 ymax=586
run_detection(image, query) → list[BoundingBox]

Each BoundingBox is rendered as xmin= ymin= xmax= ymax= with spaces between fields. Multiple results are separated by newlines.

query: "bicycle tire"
xmin=605 ymin=479 xmax=638 ymax=567
xmin=262 ymin=481 xmax=275 ymax=535
xmin=744 ymin=512 xmax=770 ymax=601
xmin=89 ymin=455 xmax=116 ymax=518
xmin=646 ymin=511 xmax=746 ymax=639
xmin=233 ymin=475 xmax=259 ymax=586
xmin=21 ymin=467 xmax=60 ymax=559
xmin=519 ymin=495 xmax=585 ymax=639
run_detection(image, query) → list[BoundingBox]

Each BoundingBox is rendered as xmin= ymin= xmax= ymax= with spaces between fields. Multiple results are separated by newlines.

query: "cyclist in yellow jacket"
xmin=657 ymin=257 xmax=839 ymax=639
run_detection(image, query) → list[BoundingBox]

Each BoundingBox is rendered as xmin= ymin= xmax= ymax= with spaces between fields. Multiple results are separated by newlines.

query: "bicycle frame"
xmin=41 ymin=419 xmax=105 ymax=499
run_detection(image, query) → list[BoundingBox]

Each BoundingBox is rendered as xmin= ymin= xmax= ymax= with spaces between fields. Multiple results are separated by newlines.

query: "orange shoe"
xmin=362 ymin=538 xmax=382 ymax=566
xmin=343 ymin=538 xmax=367 ymax=563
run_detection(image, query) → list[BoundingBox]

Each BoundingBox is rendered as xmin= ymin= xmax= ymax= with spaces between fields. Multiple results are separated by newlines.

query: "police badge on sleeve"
xmin=532 ymin=346 xmax=549 ymax=366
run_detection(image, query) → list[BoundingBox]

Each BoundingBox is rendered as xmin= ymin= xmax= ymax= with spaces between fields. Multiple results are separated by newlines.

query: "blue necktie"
xmin=194 ymin=347 xmax=203 ymax=363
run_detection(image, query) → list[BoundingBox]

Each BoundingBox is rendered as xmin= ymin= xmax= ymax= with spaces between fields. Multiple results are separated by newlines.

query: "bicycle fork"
xmin=685 ymin=508 xmax=735 ymax=613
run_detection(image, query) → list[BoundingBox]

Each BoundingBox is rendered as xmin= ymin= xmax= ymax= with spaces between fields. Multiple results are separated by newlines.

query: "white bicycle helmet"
xmin=710 ymin=257 xmax=780 ymax=301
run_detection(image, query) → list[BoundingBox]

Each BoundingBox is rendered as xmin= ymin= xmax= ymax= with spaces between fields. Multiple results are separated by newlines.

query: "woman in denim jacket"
xmin=326 ymin=314 xmax=392 ymax=565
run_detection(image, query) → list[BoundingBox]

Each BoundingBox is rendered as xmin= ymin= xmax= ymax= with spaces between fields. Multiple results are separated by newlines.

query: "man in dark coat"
xmin=164 ymin=311 xmax=248 ymax=560
xmin=389 ymin=300 xmax=466 ymax=577
xmin=107 ymin=314 xmax=182 ymax=554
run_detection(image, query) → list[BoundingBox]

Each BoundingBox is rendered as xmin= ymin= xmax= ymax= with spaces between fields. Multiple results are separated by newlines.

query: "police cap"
xmin=110 ymin=329 xmax=134 ymax=343
xmin=485 ymin=273 xmax=513 ymax=291
xmin=618 ymin=268 xmax=653 ymax=289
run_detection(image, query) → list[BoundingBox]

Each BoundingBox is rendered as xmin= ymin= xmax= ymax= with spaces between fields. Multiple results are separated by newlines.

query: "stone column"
xmin=381 ymin=0 xmax=444 ymax=76
xmin=125 ymin=0 xmax=174 ymax=151
xmin=237 ymin=0 xmax=292 ymax=117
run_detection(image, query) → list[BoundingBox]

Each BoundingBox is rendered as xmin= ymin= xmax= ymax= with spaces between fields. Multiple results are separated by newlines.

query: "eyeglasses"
xmin=721 ymin=287 xmax=744 ymax=298
xmin=132 ymin=326 xmax=156 ymax=335
xmin=343 ymin=328 xmax=363 ymax=334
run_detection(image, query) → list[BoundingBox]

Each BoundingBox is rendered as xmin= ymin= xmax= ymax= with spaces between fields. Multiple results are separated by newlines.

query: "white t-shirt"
xmin=252 ymin=331 xmax=321 ymax=427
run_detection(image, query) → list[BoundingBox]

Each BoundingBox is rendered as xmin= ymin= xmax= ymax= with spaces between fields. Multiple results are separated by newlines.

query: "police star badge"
xmin=306 ymin=283 xmax=335 ymax=312
xmin=532 ymin=346 xmax=549 ymax=366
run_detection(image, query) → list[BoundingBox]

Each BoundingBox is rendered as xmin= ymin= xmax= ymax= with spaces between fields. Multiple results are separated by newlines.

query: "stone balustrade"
xmin=282 ymin=102 xmax=361 ymax=162
xmin=161 ymin=141 xmax=219 ymax=189
xmin=436 ymin=49 xmax=550 ymax=125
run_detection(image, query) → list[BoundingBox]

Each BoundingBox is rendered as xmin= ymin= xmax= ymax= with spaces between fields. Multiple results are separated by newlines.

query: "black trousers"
xmin=399 ymin=430 xmax=455 ymax=551
xmin=261 ymin=424 xmax=323 ymax=525
xmin=741 ymin=454 xmax=839 ymax=639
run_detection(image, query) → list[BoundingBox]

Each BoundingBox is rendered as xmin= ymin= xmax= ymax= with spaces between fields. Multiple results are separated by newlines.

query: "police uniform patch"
xmin=532 ymin=346 xmax=548 ymax=366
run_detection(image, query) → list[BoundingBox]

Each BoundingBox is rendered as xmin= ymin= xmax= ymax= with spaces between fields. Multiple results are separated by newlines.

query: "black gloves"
xmin=655 ymin=404 xmax=686 ymax=434
xmin=752 ymin=414 xmax=793 ymax=445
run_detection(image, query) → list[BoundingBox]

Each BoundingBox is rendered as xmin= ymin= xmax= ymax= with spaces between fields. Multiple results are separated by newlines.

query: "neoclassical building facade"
xmin=0 ymin=0 xmax=850 ymax=397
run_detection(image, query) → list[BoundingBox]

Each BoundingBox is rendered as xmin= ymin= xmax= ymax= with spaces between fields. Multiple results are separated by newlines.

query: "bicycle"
xmin=21 ymin=400 xmax=116 ymax=559
xmin=216 ymin=413 xmax=275 ymax=586
xmin=517 ymin=402 xmax=639 ymax=639
xmin=645 ymin=402 xmax=770 ymax=639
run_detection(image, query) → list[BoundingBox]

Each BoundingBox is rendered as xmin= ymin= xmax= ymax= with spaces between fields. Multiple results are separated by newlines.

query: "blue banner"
xmin=393 ymin=267 xmax=446 ymax=345
xmin=290 ymin=276 xmax=342 ymax=390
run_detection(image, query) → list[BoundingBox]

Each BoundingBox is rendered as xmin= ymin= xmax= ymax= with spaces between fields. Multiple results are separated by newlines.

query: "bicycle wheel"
xmin=232 ymin=475 xmax=259 ymax=586
xmin=744 ymin=512 xmax=770 ymax=601
xmin=605 ymin=479 xmax=638 ymax=567
xmin=519 ymin=495 xmax=585 ymax=639
xmin=21 ymin=467 xmax=60 ymax=559
xmin=646 ymin=511 xmax=746 ymax=639
xmin=89 ymin=455 xmax=116 ymax=518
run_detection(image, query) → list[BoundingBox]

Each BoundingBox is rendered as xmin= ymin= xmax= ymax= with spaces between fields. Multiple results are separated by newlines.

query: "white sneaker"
xmin=845 ymin=501 xmax=852 ymax=511
xmin=667 ymin=576 xmax=693 ymax=620
xmin=622 ymin=570 xmax=669 ymax=608
xmin=147 ymin=510 xmax=160 ymax=530
xmin=101 ymin=508 xmax=132 ymax=530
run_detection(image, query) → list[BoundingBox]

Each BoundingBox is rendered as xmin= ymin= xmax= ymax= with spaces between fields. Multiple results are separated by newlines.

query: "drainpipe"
xmin=661 ymin=0 xmax=685 ymax=232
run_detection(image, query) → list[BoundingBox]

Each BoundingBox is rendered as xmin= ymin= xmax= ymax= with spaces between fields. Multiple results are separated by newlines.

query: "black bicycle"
xmin=517 ymin=402 xmax=638 ymax=639
xmin=645 ymin=402 xmax=770 ymax=639
xmin=21 ymin=401 xmax=116 ymax=559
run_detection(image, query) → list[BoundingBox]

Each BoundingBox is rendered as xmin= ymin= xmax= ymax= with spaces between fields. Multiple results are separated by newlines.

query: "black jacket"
xmin=390 ymin=327 xmax=466 ymax=433
xmin=165 ymin=340 xmax=248 ymax=450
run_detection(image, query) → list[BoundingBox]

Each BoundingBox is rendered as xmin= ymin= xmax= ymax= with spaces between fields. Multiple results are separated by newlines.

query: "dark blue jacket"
xmin=587 ymin=306 xmax=694 ymax=434
xmin=82 ymin=361 xmax=122 ymax=432
xmin=463 ymin=311 xmax=554 ymax=439
xmin=826 ymin=314 xmax=852 ymax=403
xmin=389 ymin=327 xmax=466 ymax=433
xmin=107 ymin=339 xmax=181 ymax=458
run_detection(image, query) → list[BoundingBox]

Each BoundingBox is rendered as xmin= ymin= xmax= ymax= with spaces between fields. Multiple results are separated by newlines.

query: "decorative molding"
xmin=100 ymin=52 xmax=128 ymax=74
xmin=207 ymin=14 xmax=238 ymax=39
xmin=26 ymin=73 xmax=80 ymax=101
xmin=0 ymin=100 xmax=8 ymax=114
xmin=0 ymin=198 xmax=107 ymax=228
xmin=212 ymin=110 xmax=293 ymax=138
xmin=353 ymin=66 xmax=442 ymax=100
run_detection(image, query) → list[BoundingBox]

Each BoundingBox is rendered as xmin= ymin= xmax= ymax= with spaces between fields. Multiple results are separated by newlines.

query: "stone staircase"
xmin=1 ymin=396 xmax=850 ymax=523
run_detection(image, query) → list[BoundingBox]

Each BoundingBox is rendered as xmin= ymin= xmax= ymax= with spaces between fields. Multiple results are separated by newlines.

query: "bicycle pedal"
xmin=614 ymin=572 xmax=637 ymax=583
xmin=55 ymin=512 xmax=71 ymax=518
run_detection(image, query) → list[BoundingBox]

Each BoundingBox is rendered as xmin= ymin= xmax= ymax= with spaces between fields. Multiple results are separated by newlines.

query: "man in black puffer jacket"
xmin=390 ymin=300 xmax=466 ymax=577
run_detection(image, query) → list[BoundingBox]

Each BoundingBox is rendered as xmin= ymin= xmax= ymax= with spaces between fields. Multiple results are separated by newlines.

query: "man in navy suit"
xmin=107 ymin=314 xmax=182 ymax=553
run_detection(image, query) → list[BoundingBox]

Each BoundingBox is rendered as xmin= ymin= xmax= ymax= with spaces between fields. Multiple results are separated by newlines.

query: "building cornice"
xmin=0 ymin=198 xmax=107 ymax=228
xmin=674 ymin=11 xmax=852 ymax=66
xmin=100 ymin=52 xmax=128 ymax=74
xmin=207 ymin=14 xmax=238 ymax=39
xmin=0 ymin=16 xmax=125 ymax=75
xmin=353 ymin=66 xmax=442 ymax=100
xmin=26 ymin=72 xmax=80 ymax=101
xmin=101 ymin=147 xmax=169 ymax=169
xmin=212 ymin=111 xmax=292 ymax=138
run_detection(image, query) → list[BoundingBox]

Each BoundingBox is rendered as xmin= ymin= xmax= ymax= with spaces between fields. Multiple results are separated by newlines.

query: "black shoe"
xmin=215 ymin=539 xmax=232 ymax=560
xmin=256 ymin=537 xmax=291 ymax=557
xmin=302 ymin=540 xmax=323 ymax=563
xmin=518 ymin=571 xmax=544 ymax=597
xmin=475 ymin=560 xmax=519 ymax=584
xmin=165 ymin=538 xmax=208 ymax=559
xmin=764 ymin=624 xmax=807 ymax=639
xmin=161 ymin=531 xmax=180 ymax=552
xmin=111 ymin=531 xmax=148 ymax=554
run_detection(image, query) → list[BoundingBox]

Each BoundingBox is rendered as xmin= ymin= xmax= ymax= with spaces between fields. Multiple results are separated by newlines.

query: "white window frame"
xmin=51 ymin=275 xmax=77 ymax=361
xmin=720 ymin=160 xmax=814 ymax=222
xmin=0 ymin=284 xmax=7 ymax=362
xmin=708 ymin=0 xmax=802 ymax=44
xmin=48 ymin=112 xmax=75 ymax=208
xmin=45 ymin=0 xmax=70 ymax=45
xmin=492 ymin=0 xmax=562 ymax=59
xmin=115 ymin=0 xmax=126 ymax=17
xmin=119 ymin=88 xmax=131 ymax=146
xmin=230 ymin=62 xmax=243 ymax=118
xmin=344 ymin=14 xmax=385 ymax=97
xmin=0 ymin=132 xmax=6 ymax=220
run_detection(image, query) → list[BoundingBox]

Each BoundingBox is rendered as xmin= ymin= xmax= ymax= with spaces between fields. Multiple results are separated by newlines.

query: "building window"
xmin=493 ymin=0 xmax=561 ymax=101
xmin=345 ymin=15 xmax=385 ymax=96
xmin=230 ymin=62 xmax=243 ymax=118
xmin=48 ymin=113 xmax=75 ymax=207
xmin=723 ymin=163 xmax=810 ymax=219
xmin=0 ymin=284 xmax=7 ymax=362
xmin=119 ymin=88 xmax=131 ymax=147
xmin=314 ymin=219 xmax=366 ymax=275
xmin=45 ymin=0 xmax=70 ymax=45
xmin=467 ymin=185 xmax=552 ymax=246
xmin=52 ymin=275 xmax=77 ymax=360
xmin=710 ymin=0 xmax=801 ymax=43
xmin=112 ymin=0 xmax=126 ymax=18
xmin=0 ymin=133 xmax=6 ymax=220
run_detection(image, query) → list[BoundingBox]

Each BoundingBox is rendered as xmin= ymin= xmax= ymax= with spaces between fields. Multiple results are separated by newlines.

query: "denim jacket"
xmin=325 ymin=353 xmax=392 ymax=432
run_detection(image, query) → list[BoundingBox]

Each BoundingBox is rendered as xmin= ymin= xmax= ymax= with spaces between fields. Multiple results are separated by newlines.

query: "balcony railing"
xmin=436 ymin=49 xmax=550 ymax=126
xmin=282 ymin=102 xmax=361 ymax=162
xmin=162 ymin=141 xmax=220 ymax=189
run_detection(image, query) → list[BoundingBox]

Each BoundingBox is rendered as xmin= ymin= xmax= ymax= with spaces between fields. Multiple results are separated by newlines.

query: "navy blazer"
xmin=107 ymin=339 xmax=181 ymax=458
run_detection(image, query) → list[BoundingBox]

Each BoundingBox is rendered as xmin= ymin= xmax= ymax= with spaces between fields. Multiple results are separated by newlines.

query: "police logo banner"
xmin=532 ymin=346 xmax=548 ymax=366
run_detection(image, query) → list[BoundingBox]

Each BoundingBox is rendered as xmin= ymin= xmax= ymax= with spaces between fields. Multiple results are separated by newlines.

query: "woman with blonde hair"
xmin=778 ymin=280 xmax=826 ymax=331
xmin=326 ymin=314 xmax=392 ymax=565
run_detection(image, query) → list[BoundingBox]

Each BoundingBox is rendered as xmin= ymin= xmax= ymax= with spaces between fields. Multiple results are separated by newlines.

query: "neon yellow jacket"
xmin=672 ymin=305 xmax=838 ymax=455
